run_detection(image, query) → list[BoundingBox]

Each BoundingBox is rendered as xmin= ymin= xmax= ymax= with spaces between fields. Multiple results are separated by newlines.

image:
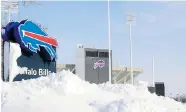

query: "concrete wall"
xmin=76 ymin=48 xmax=85 ymax=80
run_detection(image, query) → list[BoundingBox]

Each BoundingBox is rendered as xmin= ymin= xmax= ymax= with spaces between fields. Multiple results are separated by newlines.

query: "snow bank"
xmin=9 ymin=43 xmax=28 ymax=82
xmin=2 ymin=70 xmax=186 ymax=112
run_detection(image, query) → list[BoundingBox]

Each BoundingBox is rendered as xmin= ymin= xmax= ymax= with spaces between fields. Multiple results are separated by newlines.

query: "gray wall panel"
xmin=98 ymin=58 xmax=109 ymax=83
xmin=85 ymin=57 xmax=99 ymax=84
xmin=76 ymin=47 xmax=112 ymax=84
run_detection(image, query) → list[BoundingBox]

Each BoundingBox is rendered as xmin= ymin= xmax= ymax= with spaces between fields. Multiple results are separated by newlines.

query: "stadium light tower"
xmin=1 ymin=1 xmax=19 ymax=23
xmin=107 ymin=0 xmax=112 ymax=84
xmin=126 ymin=13 xmax=136 ymax=85
xmin=22 ymin=0 xmax=42 ymax=6
xmin=1 ymin=0 xmax=41 ymax=23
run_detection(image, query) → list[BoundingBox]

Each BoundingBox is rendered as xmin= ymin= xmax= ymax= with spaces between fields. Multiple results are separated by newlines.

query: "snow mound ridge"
xmin=2 ymin=70 xmax=186 ymax=112
xmin=2 ymin=70 xmax=100 ymax=96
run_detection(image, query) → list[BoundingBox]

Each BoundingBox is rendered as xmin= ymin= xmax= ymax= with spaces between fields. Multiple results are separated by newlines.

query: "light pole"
xmin=126 ymin=14 xmax=135 ymax=85
xmin=1 ymin=1 xmax=19 ymax=23
xmin=107 ymin=0 xmax=112 ymax=84
xmin=152 ymin=56 xmax=155 ymax=87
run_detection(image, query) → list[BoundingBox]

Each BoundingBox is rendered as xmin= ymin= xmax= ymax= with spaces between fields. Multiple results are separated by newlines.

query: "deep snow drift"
xmin=1 ymin=70 xmax=186 ymax=112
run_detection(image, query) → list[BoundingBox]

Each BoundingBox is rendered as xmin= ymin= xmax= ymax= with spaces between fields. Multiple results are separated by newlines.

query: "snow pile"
xmin=2 ymin=70 xmax=186 ymax=112
xmin=3 ymin=42 xmax=28 ymax=82
xmin=9 ymin=43 xmax=28 ymax=82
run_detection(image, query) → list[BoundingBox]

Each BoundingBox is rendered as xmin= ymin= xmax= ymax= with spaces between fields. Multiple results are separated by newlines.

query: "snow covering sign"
xmin=1 ymin=19 xmax=57 ymax=81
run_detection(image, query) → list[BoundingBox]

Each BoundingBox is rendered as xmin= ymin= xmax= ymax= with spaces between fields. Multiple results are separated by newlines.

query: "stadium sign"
xmin=19 ymin=68 xmax=53 ymax=76
xmin=1 ymin=19 xmax=58 ymax=81
xmin=2 ymin=20 xmax=58 ymax=61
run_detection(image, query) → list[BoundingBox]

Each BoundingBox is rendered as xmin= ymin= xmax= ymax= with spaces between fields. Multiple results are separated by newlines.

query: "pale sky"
xmin=2 ymin=1 xmax=186 ymax=96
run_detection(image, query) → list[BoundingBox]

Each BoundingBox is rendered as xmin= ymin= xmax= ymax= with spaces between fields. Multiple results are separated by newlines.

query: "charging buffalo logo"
xmin=94 ymin=60 xmax=105 ymax=69
xmin=17 ymin=20 xmax=58 ymax=60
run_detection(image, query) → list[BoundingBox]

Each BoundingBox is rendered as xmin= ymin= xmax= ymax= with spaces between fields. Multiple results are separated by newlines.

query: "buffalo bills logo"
xmin=94 ymin=60 xmax=105 ymax=69
xmin=17 ymin=20 xmax=58 ymax=60
xmin=1 ymin=20 xmax=58 ymax=61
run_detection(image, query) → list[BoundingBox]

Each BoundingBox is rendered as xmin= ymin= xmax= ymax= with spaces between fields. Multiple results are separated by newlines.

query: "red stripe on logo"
xmin=24 ymin=31 xmax=58 ymax=47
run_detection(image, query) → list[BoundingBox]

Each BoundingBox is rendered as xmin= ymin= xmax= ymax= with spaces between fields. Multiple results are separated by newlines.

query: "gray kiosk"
xmin=76 ymin=44 xmax=112 ymax=84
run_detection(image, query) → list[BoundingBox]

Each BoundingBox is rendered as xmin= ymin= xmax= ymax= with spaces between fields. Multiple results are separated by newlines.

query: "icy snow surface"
xmin=9 ymin=43 xmax=28 ymax=82
xmin=1 ymin=70 xmax=186 ymax=112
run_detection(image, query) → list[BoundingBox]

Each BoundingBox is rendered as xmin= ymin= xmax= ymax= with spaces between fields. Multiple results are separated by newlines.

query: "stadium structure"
xmin=57 ymin=44 xmax=143 ymax=84
xmin=57 ymin=64 xmax=143 ymax=84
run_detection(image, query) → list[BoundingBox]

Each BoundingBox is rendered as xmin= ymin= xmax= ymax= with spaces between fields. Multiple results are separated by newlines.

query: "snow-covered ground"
xmin=2 ymin=70 xmax=186 ymax=112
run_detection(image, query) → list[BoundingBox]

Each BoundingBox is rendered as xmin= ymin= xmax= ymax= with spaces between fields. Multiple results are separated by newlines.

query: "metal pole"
xmin=7 ymin=7 xmax=11 ymax=82
xmin=129 ymin=24 xmax=133 ymax=85
xmin=107 ymin=0 xmax=111 ymax=84
xmin=8 ymin=7 xmax=11 ymax=22
xmin=152 ymin=56 xmax=155 ymax=87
